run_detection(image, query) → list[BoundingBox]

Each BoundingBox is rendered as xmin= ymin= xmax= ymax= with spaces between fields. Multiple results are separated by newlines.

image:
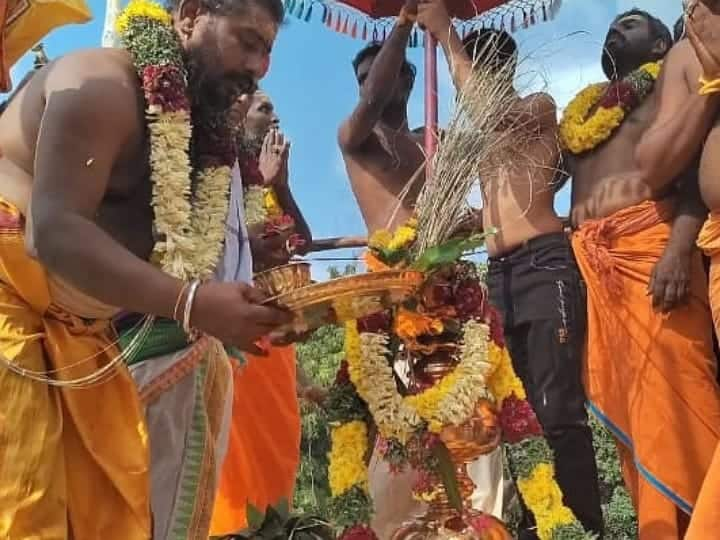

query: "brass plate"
xmin=265 ymin=270 xmax=424 ymax=333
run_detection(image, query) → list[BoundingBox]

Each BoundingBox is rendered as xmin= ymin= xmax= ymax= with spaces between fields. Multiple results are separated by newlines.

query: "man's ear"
xmin=173 ymin=0 xmax=203 ymax=41
xmin=652 ymin=38 xmax=669 ymax=58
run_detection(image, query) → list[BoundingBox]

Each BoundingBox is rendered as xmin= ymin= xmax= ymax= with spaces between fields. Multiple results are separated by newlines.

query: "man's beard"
xmin=236 ymin=129 xmax=265 ymax=158
xmin=185 ymin=45 xmax=255 ymax=120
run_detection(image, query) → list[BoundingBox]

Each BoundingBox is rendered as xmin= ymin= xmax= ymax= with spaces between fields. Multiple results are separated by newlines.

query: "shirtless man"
xmin=416 ymin=1 xmax=604 ymax=536
xmin=0 ymin=0 xmax=290 ymax=537
xmin=565 ymin=9 xmax=720 ymax=537
xmin=631 ymin=3 xmax=720 ymax=533
xmin=338 ymin=1 xmax=424 ymax=233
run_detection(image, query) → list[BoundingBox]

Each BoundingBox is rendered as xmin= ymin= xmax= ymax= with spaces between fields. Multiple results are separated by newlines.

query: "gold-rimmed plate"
xmin=264 ymin=270 xmax=424 ymax=333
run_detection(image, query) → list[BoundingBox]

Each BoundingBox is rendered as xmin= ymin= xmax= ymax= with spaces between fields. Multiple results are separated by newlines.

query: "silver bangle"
xmin=183 ymin=279 xmax=201 ymax=336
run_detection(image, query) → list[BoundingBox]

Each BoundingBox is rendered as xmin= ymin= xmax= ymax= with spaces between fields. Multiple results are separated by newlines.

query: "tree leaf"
xmin=431 ymin=441 xmax=463 ymax=513
xmin=274 ymin=498 xmax=290 ymax=520
xmin=246 ymin=504 xmax=266 ymax=530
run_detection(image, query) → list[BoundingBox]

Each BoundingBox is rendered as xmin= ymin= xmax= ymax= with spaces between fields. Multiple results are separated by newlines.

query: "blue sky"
xmin=5 ymin=0 xmax=682 ymax=277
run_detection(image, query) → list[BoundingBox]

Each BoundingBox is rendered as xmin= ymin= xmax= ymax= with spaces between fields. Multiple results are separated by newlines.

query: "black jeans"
xmin=487 ymin=232 xmax=604 ymax=538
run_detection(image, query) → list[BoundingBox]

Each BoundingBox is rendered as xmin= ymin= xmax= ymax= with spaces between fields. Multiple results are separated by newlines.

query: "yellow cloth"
xmin=572 ymin=200 xmax=720 ymax=539
xmin=687 ymin=214 xmax=720 ymax=537
xmin=698 ymin=212 xmax=720 ymax=337
xmin=0 ymin=0 xmax=92 ymax=91
xmin=0 ymin=198 xmax=150 ymax=539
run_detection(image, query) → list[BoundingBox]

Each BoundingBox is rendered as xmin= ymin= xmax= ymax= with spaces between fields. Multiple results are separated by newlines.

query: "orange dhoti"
xmin=686 ymin=214 xmax=720 ymax=538
xmin=571 ymin=200 xmax=720 ymax=539
xmin=209 ymin=345 xmax=301 ymax=535
xmin=0 ymin=198 xmax=150 ymax=538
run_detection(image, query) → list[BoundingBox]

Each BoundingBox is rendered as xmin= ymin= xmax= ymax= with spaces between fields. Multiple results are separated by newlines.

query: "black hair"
xmin=674 ymin=15 xmax=685 ymax=42
xmin=462 ymin=28 xmax=517 ymax=73
xmin=614 ymin=9 xmax=672 ymax=51
xmin=166 ymin=0 xmax=284 ymax=24
xmin=351 ymin=42 xmax=416 ymax=83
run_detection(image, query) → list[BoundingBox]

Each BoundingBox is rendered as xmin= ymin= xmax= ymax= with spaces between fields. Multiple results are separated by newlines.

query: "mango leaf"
xmin=246 ymin=504 xmax=266 ymax=530
xmin=413 ymin=229 xmax=495 ymax=272
xmin=273 ymin=498 xmax=290 ymax=520
xmin=431 ymin=441 xmax=463 ymax=513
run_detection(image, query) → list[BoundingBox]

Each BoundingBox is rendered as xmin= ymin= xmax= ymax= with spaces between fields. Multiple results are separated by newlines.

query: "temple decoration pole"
xmin=424 ymin=30 xmax=439 ymax=176
xmin=102 ymin=0 xmax=122 ymax=47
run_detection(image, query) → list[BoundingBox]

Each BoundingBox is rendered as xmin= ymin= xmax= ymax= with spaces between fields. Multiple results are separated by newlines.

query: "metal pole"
xmin=424 ymin=30 xmax=439 ymax=174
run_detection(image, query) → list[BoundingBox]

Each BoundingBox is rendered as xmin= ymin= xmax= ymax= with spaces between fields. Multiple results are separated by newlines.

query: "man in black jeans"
xmin=416 ymin=3 xmax=605 ymax=535
xmin=486 ymin=235 xmax=602 ymax=538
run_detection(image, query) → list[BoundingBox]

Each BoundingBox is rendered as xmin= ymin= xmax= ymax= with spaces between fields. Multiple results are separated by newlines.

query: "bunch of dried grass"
xmin=412 ymin=39 xmax=542 ymax=256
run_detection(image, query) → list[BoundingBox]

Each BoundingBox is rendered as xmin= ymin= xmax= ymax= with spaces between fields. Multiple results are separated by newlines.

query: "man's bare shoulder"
xmin=664 ymin=39 xmax=702 ymax=83
xmin=44 ymin=48 xmax=142 ymax=118
xmin=42 ymin=48 xmax=144 ymax=144
xmin=520 ymin=92 xmax=556 ymax=114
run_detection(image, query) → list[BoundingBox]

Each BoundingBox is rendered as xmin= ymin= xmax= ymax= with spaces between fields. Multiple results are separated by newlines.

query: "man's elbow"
xmin=30 ymin=210 xmax=72 ymax=268
xmin=338 ymin=123 xmax=363 ymax=153
xmin=634 ymin=143 xmax=660 ymax=185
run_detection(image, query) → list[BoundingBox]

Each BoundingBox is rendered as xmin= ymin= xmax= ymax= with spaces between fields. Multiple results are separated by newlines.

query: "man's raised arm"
xmin=417 ymin=0 xmax=473 ymax=91
xmin=636 ymin=32 xmax=720 ymax=189
xmin=337 ymin=2 xmax=415 ymax=151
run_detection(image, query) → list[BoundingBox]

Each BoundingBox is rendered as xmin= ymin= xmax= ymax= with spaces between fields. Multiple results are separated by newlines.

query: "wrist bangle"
xmin=699 ymin=76 xmax=720 ymax=96
xmin=182 ymin=279 xmax=201 ymax=336
xmin=172 ymin=282 xmax=190 ymax=322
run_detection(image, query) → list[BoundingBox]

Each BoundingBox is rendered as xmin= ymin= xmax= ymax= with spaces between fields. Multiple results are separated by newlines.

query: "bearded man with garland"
xmin=562 ymin=9 xmax=720 ymax=537
xmin=0 ymin=0 xmax=293 ymax=537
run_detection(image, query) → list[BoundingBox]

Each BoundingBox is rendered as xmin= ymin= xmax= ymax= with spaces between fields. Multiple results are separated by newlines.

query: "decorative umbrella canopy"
xmin=282 ymin=0 xmax=562 ymax=45
xmin=282 ymin=0 xmax=562 ymax=160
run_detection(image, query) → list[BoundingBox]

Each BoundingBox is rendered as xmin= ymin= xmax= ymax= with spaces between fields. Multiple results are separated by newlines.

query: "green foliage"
xmin=503 ymin=417 xmax=638 ymax=539
xmin=294 ymin=324 xmax=344 ymax=515
xmin=603 ymin=487 xmax=637 ymax=540
xmin=325 ymin=382 xmax=369 ymax=424
xmin=221 ymin=500 xmax=334 ymax=540
xmin=327 ymin=486 xmax=373 ymax=529
xmin=550 ymin=522 xmax=598 ymax=540
xmin=589 ymin=417 xmax=638 ymax=539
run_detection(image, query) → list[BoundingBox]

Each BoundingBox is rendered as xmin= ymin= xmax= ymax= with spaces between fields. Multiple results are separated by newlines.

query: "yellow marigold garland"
xmin=368 ymin=218 xmax=417 ymax=253
xmin=487 ymin=342 xmax=526 ymax=402
xmin=559 ymin=83 xmax=624 ymax=155
xmin=115 ymin=0 xmax=171 ymax=33
xmin=517 ymin=463 xmax=577 ymax=539
xmin=328 ymin=420 xmax=369 ymax=497
xmin=559 ymin=61 xmax=661 ymax=155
